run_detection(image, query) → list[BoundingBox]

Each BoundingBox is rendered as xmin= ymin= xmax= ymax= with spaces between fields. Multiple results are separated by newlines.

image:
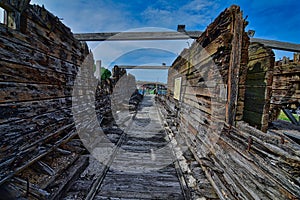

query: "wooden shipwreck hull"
xmin=0 ymin=1 xmax=299 ymax=199
xmin=0 ymin=3 xmax=85 ymax=184
xmin=166 ymin=5 xmax=300 ymax=199
xmin=0 ymin=2 xmax=140 ymax=198
xmin=0 ymin=0 xmax=106 ymax=195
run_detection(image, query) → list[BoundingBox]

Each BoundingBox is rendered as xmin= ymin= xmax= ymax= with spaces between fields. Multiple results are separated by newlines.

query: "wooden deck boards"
xmin=96 ymin=95 xmax=184 ymax=199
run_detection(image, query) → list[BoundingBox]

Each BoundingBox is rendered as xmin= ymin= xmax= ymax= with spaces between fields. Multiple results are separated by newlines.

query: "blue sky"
xmin=30 ymin=0 xmax=299 ymax=83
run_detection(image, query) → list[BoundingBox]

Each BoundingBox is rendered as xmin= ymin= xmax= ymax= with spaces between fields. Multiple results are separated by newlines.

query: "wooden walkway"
xmin=79 ymin=95 xmax=186 ymax=200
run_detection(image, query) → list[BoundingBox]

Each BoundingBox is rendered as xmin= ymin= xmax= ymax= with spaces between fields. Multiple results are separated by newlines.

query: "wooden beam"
xmin=250 ymin=38 xmax=300 ymax=52
xmin=74 ymin=31 xmax=300 ymax=52
xmin=118 ymin=65 xmax=170 ymax=69
xmin=74 ymin=31 xmax=202 ymax=41
xmin=282 ymin=108 xmax=299 ymax=125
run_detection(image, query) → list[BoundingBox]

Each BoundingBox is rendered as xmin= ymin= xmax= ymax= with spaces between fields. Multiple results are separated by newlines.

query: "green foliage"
xmin=278 ymin=110 xmax=299 ymax=122
xmin=101 ymin=68 xmax=111 ymax=80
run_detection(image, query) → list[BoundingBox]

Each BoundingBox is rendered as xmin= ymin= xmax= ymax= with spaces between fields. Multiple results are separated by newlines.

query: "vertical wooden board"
xmin=226 ymin=7 xmax=246 ymax=126
xmin=243 ymin=43 xmax=274 ymax=131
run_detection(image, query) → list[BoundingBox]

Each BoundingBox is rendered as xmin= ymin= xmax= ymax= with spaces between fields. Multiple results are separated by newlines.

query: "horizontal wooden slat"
xmin=251 ymin=38 xmax=300 ymax=52
xmin=74 ymin=31 xmax=300 ymax=52
xmin=118 ymin=65 xmax=169 ymax=69
xmin=74 ymin=31 xmax=203 ymax=41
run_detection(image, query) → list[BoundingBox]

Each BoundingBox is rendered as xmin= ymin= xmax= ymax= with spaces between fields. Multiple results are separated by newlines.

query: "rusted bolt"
xmin=227 ymin=125 xmax=232 ymax=134
xmin=280 ymin=135 xmax=285 ymax=144
xmin=247 ymin=136 xmax=253 ymax=152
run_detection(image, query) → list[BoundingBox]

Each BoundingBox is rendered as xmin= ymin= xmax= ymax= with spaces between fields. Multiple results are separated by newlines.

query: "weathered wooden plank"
xmin=0 ymin=61 xmax=76 ymax=85
xmin=73 ymin=32 xmax=300 ymax=53
xmin=11 ymin=177 xmax=50 ymax=199
xmin=273 ymin=65 xmax=300 ymax=75
xmin=271 ymin=63 xmax=300 ymax=113
xmin=164 ymin=4 xmax=300 ymax=199
xmin=0 ymin=44 xmax=79 ymax=75
xmin=0 ymin=126 xmax=78 ymax=185
xmin=118 ymin=65 xmax=170 ymax=69
xmin=0 ymin=82 xmax=74 ymax=103
xmin=47 ymin=156 xmax=89 ymax=200
xmin=0 ymin=26 xmax=84 ymax=66
xmin=226 ymin=6 xmax=244 ymax=125
xmin=0 ymin=97 xmax=72 ymax=124
xmin=251 ymin=38 xmax=300 ymax=52
xmin=243 ymin=43 xmax=274 ymax=131
xmin=0 ymin=3 xmax=92 ymax=189
xmin=181 ymin=120 xmax=300 ymax=199
xmin=74 ymin=31 xmax=203 ymax=41
xmin=0 ymin=118 xmax=74 ymax=164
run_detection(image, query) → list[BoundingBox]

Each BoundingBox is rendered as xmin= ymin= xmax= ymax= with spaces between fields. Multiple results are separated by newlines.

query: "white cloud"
xmin=30 ymin=0 xmax=222 ymax=33
xmin=182 ymin=0 xmax=214 ymax=11
xmin=141 ymin=0 xmax=221 ymax=30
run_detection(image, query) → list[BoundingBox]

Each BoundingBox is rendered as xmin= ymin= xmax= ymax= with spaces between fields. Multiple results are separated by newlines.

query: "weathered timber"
xmin=12 ymin=177 xmax=50 ymax=199
xmin=243 ymin=43 xmax=274 ymax=132
xmin=118 ymin=65 xmax=170 ymax=69
xmin=269 ymin=62 xmax=300 ymax=121
xmin=74 ymin=31 xmax=203 ymax=41
xmin=0 ymin=1 xmax=151 ymax=199
xmin=36 ymin=161 xmax=55 ymax=176
xmin=73 ymin=32 xmax=300 ymax=53
xmin=47 ymin=156 xmax=89 ymax=200
xmin=282 ymin=108 xmax=299 ymax=125
xmin=251 ymin=38 xmax=300 ymax=52
xmin=225 ymin=6 xmax=248 ymax=125
xmin=175 ymin=104 xmax=300 ymax=199
xmin=164 ymin=4 xmax=300 ymax=200
xmin=92 ymin=96 xmax=185 ymax=200
xmin=168 ymin=5 xmax=249 ymax=133
xmin=0 ymin=2 xmax=93 ymax=192
xmin=157 ymin=97 xmax=219 ymax=199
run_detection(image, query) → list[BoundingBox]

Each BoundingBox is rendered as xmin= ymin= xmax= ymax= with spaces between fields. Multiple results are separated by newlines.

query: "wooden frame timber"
xmin=118 ymin=65 xmax=170 ymax=69
xmin=74 ymin=31 xmax=202 ymax=41
xmin=74 ymin=31 xmax=300 ymax=52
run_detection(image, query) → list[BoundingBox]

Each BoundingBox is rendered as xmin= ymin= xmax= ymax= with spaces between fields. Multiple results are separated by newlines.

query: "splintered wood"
xmin=272 ymin=62 xmax=300 ymax=105
xmin=166 ymin=5 xmax=300 ymax=200
xmin=0 ymin=1 xmax=299 ymax=200
xmin=0 ymin=3 xmax=105 ymax=198
xmin=268 ymin=56 xmax=300 ymax=123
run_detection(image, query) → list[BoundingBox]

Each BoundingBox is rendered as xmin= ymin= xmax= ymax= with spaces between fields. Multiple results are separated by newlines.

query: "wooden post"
xmin=226 ymin=6 xmax=246 ymax=126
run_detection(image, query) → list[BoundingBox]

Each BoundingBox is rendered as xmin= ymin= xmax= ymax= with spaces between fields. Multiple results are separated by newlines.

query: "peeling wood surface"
xmin=271 ymin=64 xmax=300 ymax=105
xmin=0 ymin=4 xmax=90 ymax=187
xmin=165 ymin=5 xmax=300 ymax=200
xmin=269 ymin=62 xmax=300 ymax=122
